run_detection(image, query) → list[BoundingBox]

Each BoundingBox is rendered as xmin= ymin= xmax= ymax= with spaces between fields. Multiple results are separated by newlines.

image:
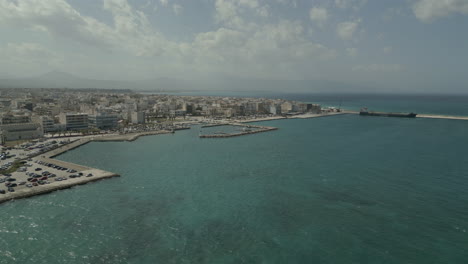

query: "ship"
xmin=359 ymin=108 xmax=417 ymax=118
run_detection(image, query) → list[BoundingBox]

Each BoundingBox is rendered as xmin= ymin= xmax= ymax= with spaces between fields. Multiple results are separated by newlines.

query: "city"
xmin=0 ymin=88 xmax=327 ymax=144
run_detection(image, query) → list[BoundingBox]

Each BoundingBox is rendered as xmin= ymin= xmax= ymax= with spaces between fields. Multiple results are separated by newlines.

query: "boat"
xmin=359 ymin=108 xmax=417 ymax=118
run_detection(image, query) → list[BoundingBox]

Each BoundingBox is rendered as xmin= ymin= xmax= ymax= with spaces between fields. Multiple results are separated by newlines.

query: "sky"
xmin=0 ymin=0 xmax=467 ymax=93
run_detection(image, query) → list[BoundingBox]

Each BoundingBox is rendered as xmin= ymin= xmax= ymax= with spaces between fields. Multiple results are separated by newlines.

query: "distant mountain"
xmin=0 ymin=71 xmax=139 ymax=90
xmin=0 ymin=71 xmax=367 ymax=92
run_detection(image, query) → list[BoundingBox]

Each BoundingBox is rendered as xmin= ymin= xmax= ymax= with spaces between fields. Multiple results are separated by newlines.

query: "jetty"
xmin=199 ymin=123 xmax=278 ymax=138
xmin=343 ymin=110 xmax=468 ymax=121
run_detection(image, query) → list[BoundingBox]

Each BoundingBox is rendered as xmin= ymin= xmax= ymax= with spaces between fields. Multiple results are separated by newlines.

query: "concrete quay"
xmin=0 ymin=169 xmax=118 ymax=205
xmin=0 ymin=129 xmax=175 ymax=204
xmin=343 ymin=110 xmax=468 ymax=121
xmin=199 ymin=123 xmax=278 ymax=138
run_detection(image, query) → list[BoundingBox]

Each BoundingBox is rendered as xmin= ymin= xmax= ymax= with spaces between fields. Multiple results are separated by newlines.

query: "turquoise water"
xmin=1 ymin=114 xmax=468 ymax=263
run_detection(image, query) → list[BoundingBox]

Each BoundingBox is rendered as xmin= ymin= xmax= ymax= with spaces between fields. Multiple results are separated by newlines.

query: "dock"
xmin=199 ymin=123 xmax=278 ymax=138
xmin=343 ymin=110 xmax=468 ymax=121
xmin=0 ymin=130 xmax=174 ymax=204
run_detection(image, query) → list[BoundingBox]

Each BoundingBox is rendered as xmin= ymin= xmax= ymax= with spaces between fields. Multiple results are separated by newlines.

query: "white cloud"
xmin=0 ymin=0 xmax=337 ymax=80
xmin=309 ymin=7 xmax=328 ymax=27
xmin=335 ymin=0 xmax=367 ymax=11
xmin=257 ymin=5 xmax=270 ymax=17
xmin=0 ymin=42 xmax=63 ymax=73
xmin=159 ymin=0 xmax=169 ymax=7
xmin=413 ymin=0 xmax=468 ymax=22
xmin=352 ymin=64 xmax=402 ymax=72
xmin=276 ymin=0 xmax=297 ymax=8
xmin=172 ymin=4 xmax=182 ymax=15
xmin=189 ymin=19 xmax=337 ymax=79
xmin=214 ymin=0 xmax=270 ymax=28
xmin=336 ymin=19 xmax=360 ymax=40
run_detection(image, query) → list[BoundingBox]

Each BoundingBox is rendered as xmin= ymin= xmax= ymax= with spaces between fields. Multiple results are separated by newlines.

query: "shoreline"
xmin=3 ymin=110 xmax=467 ymax=204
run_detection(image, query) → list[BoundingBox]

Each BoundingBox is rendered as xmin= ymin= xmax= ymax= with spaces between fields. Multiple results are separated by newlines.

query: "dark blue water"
xmin=1 ymin=114 xmax=467 ymax=263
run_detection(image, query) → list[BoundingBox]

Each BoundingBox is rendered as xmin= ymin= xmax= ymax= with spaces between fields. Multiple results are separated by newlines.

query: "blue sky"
xmin=0 ymin=0 xmax=467 ymax=93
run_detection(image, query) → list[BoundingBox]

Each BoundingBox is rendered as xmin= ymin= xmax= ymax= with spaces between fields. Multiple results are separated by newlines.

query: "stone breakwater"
xmin=0 ymin=130 xmax=173 ymax=204
xmin=199 ymin=123 xmax=278 ymax=138
xmin=343 ymin=110 xmax=468 ymax=121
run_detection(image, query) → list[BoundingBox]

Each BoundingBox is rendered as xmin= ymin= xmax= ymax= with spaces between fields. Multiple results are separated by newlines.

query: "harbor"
xmin=1 ymin=112 xmax=346 ymax=203
xmin=2 ymin=109 xmax=468 ymax=204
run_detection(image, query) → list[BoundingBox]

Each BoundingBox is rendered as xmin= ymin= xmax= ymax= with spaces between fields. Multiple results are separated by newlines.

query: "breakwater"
xmin=343 ymin=110 xmax=468 ymax=121
xmin=199 ymin=123 xmax=278 ymax=138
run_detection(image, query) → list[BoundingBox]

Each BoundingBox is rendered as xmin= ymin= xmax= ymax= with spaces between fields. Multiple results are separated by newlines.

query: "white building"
xmin=131 ymin=111 xmax=145 ymax=124
xmin=0 ymin=113 xmax=31 ymax=124
xmin=280 ymin=102 xmax=293 ymax=114
xmin=36 ymin=116 xmax=56 ymax=133
xmin=89 ymin=113 xmax=119 ymax=130
xmin=0 ymin=123 xmax=43 ymax=143
xmin=59 ymin=113 xmax=89 ymax=131
xmin=269 ymin=105 xmax=277 ymax=115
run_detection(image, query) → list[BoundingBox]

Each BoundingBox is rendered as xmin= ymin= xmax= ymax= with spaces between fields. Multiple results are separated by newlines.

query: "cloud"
xmin=0 ymin=42 xmax=63 ymax=73
xmin=336 ymin=19 xmax=360 ymax=40
xmin=0 ymin=0 xmax=337 ymax=80
xmin=0 ymin=0 xmax=109 ymax=48
xmin=309 ymin=7 xmax=328 ymax=27
xmin=214 ymin=0 xmax=270 ymax=29
xmin=0 ymin=0 xmax=170 ymax=57
xmin=172 ymin=4 xmax=182 ymax=15
xmin=159 ymin=0 xmax=169 ymax=7
xmin=413 ymin=0 xmax=468 ymax=22
xmin=383 ymin=46 xmax=392 ymax=54
xmin=189 ymin=20 xmax=337 ymax=78
xmin=335 ymin=0 xmax=367 ymax=11
xmin=276 ymin=0 xmax=297 ymax=8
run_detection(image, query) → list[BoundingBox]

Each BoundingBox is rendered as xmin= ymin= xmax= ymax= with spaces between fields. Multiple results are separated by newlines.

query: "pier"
xmin=343 ymin=110 xmax=468 ymax=121
xmin=199 ymin=123 xmax=278 ymax=138
xmin=0 ymin=130 xmax=174 ymax=204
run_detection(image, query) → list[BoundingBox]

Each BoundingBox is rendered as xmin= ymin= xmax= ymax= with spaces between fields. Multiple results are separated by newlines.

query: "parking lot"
xmin=0 ymin=137 xmax=117 ymax=200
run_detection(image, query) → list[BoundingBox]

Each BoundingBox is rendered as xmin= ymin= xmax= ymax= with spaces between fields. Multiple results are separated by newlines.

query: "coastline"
xmin=4 ymin=110 xmax=467 ymax=204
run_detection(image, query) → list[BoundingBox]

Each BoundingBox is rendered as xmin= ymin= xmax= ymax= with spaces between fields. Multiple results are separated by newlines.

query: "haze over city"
xmin=0 ymin=0 xmax=467 ymax=93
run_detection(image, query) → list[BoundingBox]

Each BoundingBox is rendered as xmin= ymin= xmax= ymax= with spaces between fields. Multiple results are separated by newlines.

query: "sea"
xmin=1 ymin=93 xmax=468 ymax=263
